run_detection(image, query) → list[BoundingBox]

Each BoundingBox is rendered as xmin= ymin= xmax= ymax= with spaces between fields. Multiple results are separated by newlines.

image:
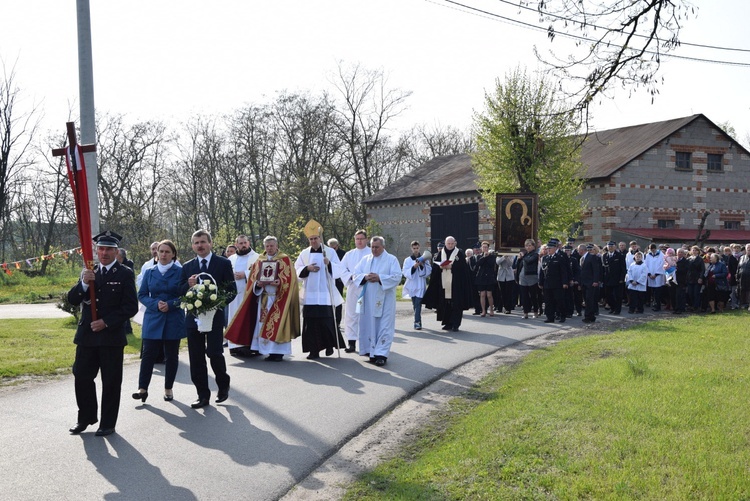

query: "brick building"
xmin=364 ymin=114 xmax=750 ymax=255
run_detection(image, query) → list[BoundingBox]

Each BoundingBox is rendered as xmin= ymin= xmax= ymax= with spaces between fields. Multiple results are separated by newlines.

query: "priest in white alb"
xmin=352 ymin=236 xmax=402 ymax=366
xmin=226 ymin=235 xmax=259 ymax=355
xmin=339 ymin=229 xmax=371 ymax=354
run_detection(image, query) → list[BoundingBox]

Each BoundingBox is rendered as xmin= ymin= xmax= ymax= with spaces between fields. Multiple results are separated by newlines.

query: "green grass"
xmin=0 ymin=268 xmax=80 ymax=304
xmin=0 ymin=317 xmax=142 ymax=381
xmin=346 ymin=312 xmax=750 ymax=500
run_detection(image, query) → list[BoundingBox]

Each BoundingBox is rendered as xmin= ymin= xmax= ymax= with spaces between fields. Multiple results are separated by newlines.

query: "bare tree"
xmin=96 ymin=113 xmax=170 ymax=263
xmin=0 ymin=62 xmax=39 ymax=261
xmin=329 ymin=62 xmax=412 ymax=230
xmin=405 ymin=123 xmax=473 ymax=169
xmin=528 ymin=0 xmax=693 ymax=123
xmin=27 ymin=130 xmax=76 ymax=274
xmin=270 ymin=91 xmax=342 ymax=245
xmin=227 ymin=105 xmax=277 ymax=243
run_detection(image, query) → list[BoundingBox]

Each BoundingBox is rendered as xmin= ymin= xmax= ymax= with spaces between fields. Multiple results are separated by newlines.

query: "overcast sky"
xmin=3 ymin=0 xmax=749 ymax=142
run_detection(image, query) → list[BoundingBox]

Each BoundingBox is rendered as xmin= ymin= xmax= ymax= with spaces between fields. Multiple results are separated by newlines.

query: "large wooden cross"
xmin=53 ymin=121 xmax=98 ymax=319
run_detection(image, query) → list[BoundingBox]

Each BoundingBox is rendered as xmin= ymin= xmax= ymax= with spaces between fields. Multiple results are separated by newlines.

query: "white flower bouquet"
xmin=180 ymin=275 xmax=229 ymax=315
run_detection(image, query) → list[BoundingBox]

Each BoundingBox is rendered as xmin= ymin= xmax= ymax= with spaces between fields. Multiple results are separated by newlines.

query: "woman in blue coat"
xmin=133 ymin=240 xmax=186 ymax=403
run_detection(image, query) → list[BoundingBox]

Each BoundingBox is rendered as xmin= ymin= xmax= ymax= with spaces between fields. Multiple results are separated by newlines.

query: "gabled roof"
xmin=578 ymin=113 xmax=750 ymax=179
xmin=365 ymin=114 xmax=748 ymax=204
xmin=364 ymin=153 xmax=475 ymax=204
xmin=580 ymin=114 xmax=698 ymax=179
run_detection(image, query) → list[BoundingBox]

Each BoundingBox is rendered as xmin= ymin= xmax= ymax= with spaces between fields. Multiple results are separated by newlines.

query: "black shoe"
xmin=216 ymin=388 xmax=229 ymax=403
xmin=374 ymin=357 xmax=387 ymax=367
xmin=306 ymin=352 xmax=320 ymax=360
xmin=558 ymin=318 xmax=565 ymax=323
xmin=325 ymin=347 xmax=334 ymax=356
xmin=69 ymin=421 xmax=96 ymax=434
xmin=344 ymin=341 xmax=357 ymax=353
xmin=451 ymin=327 xmax=459 ymax=332
xmin=544 ymin=319 xmax=554 ymax=323
xmin=441 ymin=325 xmax=451 ymax=330
xmin=582 ymin=318 xmax=594 ymax=324
xmin=131 ymin=391 xmax=148 ymax=403
xmin=95 ymin=428 xmax=115 ymax=437
xmin=264 ymin=354 xmax=283 ymax=361
xmin=163 ymin=391 xmax=174 ymax=402
xmin=191 ymin=398 xmax=210 ymax=409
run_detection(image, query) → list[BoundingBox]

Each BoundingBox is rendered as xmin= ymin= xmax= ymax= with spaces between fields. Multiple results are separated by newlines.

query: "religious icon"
xmin=495 ymin=193 xmax=538 ymax=252
xmin=258 ymin=261 xmax=279 ymax=284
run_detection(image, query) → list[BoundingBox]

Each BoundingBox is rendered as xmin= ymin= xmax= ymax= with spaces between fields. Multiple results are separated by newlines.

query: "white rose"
xmin=186 ymin=291 xmax=194 ymax=297
xmin=198 ymin=284 xmax=205 ymax=291
xmin=209 ymin=284 xmax=217 ymax=291
xmin=210 ymin=294 xmax=217 ymax=301
xmin=194 ymin=300 xmax=202 ymax=308
xmin=203 ymin=279 xmax=211 ymax=285
xmin=187 ymin=303 xmax=194 ymax=310
xmin=197 ymin=292 xmax=203 ymax=299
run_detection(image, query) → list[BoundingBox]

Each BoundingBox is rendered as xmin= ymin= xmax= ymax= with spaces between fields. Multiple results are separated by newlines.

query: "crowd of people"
xmin=456 ymin=238 xmax=750 ymax=323
xmin=66 ymin=226 xmax=749 ymax=437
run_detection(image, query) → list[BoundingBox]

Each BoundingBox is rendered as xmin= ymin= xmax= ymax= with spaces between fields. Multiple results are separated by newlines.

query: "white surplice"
xmin=295 ymin=246 xmax=344 ymax=306
xmin=352 ymin=250 xmax=402 ymax=358
xmin=226 ymin=250 xmax=259 ymax=347
xmin=341 ymin=246 xmax=372 ymax=341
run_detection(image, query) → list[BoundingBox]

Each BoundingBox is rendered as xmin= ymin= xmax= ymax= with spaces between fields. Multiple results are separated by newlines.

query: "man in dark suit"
xmin=68 ymin=231 xmax=139 ymax=437
xmin=539 ymin=238 xmax=571 ymax=323
xmin=180 ymin=229 xmax=237 ymax=409
xmin=602 ymin=240 xmax=627 ymax=314
xmin=579 ymin=243 xmax=603 ymax=323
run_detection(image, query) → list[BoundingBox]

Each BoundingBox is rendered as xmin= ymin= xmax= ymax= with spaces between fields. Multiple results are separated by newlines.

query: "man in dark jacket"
xmin=602 ymin=240 xmax=627 ymax=314
xmin=539 ymin=238 xmax=571 ymax=323
xmin=180 ymin=229 xmax=237 ymax=409
xmin=579 ymin=243 xmax=603 ymax=323
xmin=68 ymin=231 xmax=139 ymax=437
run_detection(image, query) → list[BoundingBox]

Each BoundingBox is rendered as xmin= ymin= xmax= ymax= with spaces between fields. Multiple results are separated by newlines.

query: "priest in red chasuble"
xmin=225 ymin=236 xmax=300 ymax=361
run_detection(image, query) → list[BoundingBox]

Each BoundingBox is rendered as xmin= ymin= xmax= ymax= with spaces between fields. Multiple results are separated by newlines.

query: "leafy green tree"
xmin=472 ymin=67 xmax=586 ymax=241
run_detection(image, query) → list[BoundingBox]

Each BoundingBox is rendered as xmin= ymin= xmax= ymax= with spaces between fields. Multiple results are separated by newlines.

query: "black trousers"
xmin=582 ymin=285 xmax=598 ymax=320
xmin=544 ymin=287 xmax=566 ymax=321
xmin=73 ymin=344 xmax=124 ymax=429
xmin=438 ymin=297 xmax=463 ymax=328
xmin=187 ymin=328 xmax=229 ymax=400
xmin=139 ymin=338 xmax=181 ymax=391
xmin=605 ymin=284 xmax=623 ymax=313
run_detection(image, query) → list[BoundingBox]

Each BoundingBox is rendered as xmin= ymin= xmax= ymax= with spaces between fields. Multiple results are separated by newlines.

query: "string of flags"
xmin=1 ymin=247 xmax=83 ymax=276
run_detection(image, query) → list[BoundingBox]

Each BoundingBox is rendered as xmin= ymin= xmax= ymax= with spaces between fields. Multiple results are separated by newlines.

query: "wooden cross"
xmin=52 ymin=122 xmax=96 ymax=158
xmin=52 ymin=121 xmax=98 ymax=320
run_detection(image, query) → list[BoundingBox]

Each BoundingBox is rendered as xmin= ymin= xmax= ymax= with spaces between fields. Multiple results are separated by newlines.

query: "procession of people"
xmin=67 ymin=220 xmax=747 ymax=436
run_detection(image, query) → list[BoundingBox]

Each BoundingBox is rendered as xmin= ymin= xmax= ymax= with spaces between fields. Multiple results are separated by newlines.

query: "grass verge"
xmin=0 ymin=269 xmax=80 ymax=304
xmin=345 ymin=312 xmax=750 ymax=500
xmin=0 ymin=317 xmax=142 ymax=382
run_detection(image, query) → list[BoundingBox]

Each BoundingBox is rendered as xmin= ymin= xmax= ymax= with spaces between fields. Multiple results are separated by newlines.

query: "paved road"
xmin=0 ymin=303 xmax=563 ymax=500
xmin=0 ymin=302 xmax=69 ymax=319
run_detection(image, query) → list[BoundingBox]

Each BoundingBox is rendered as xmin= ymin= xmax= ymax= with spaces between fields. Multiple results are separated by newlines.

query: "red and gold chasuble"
xmin=225 ymin=252 xmax=300 ymax=346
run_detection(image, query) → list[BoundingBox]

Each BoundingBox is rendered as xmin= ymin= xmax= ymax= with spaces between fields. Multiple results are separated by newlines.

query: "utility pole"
xmin=76 ymin=0 xmax=99 ymax=234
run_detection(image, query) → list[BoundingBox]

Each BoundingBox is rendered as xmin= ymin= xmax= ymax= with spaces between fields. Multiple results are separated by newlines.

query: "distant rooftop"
xmin=365 ymin=114 xmax=747 ymax=204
